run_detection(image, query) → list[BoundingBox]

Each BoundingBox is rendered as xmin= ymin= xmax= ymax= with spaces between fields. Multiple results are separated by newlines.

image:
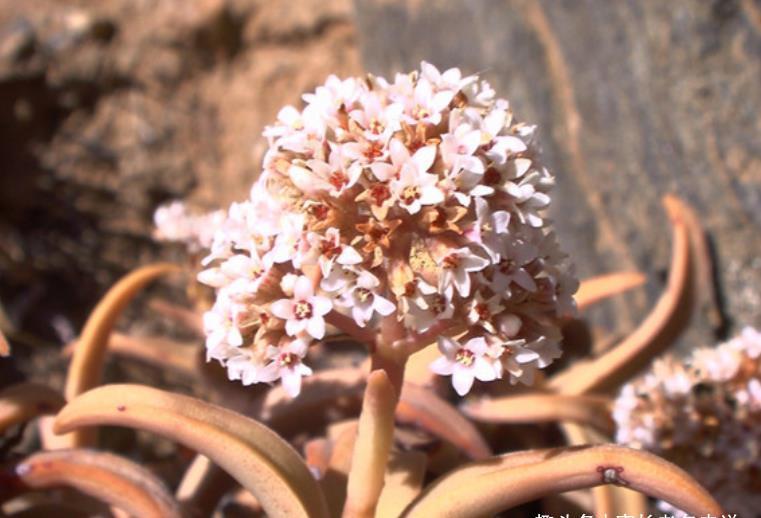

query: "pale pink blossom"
xmin=440 ymin=118 xmax=484 ymax=176
xmin=270 ymin=276 xmax=332 ymax=339
xmin=430 ymin=336 xmax=499 ymax=396
xmin=390 ymin=147 xmax=444 ymax=214
xmin=300 ymin=228 xmax=363 ymax=277
xmin=464 ymin=197 xmax=510 ymax=262
xmin=259 ymin=337 xmax=313 ymax=397
xmin=181 ymin=62 xmax=576 ymax=398
xmin=438 ymin=247 xmax=490 ymax=297
xmin=337 ymin=270 xmax=396 ymax=327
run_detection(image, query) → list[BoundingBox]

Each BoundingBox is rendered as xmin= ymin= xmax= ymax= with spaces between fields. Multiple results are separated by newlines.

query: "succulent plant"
xmin=615 ymin=327 xmax=761 ymax=516
xmin=0 ymin=63 xmax=730 ymax=518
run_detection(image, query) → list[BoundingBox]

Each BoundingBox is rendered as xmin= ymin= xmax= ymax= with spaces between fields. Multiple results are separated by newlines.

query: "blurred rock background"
xmin=1 ymin=0 xmax=760 ymax=382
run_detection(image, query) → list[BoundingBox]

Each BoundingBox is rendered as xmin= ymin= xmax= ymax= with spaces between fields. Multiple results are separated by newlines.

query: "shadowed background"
xmin=1 ymin=0 xmax=759 ymax=380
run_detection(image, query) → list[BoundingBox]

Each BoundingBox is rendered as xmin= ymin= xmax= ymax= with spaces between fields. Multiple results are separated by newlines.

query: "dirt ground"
xmin=0 ymin=0 xmax=361 ymax=368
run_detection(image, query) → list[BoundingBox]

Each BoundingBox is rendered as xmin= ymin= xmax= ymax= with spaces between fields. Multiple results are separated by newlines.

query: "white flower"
xmin=288 ymin=146 xmax=362 ymax=198
xmin=203 ymin=293 xmax=250 ymax=360
xmin=464 ymin=197 xmax=510 ymax=262
xmin=351 ymin=91 xmax=403 ymax=141
xmin=438 ymin=247 xmax=490 ymax=297
xmin=420 ymin=61 xmax=475 ymax=93
xmin=466 ymin=291 xmax=504 ymax=333
xmin=401 ymin=77 xmax=453 ymax=125
xmin=265 ymin=212 xmax=306 ymax=265
xmin=303 ymin=74 xmax=360 ymax=122
xmin=441 ymin=117 xmax=484 ymax=176
xmin=226 ymin=349 xmax=268 ymax=386
xmin=182 ymin=62 xmax=576 ymax=398
xmin=390 ymin=146 xmax=444 ymax=214
xmin=430 ymin=336 xmax=499 ymax=395
xmin=259 ymin=337 xmax=313 ymax=397
xmin=197 ymin=252 xmax=266 ymax=294
xmin=153 ymin=201 xmax=226 ymax=252
xmin=270 ymin=276 xmax=332 ymax=339
xmin=337 ymin=270 xmax=396 ymax=327
xmin=300 ymin=228 xmax=363 ymax=277
xmin=613 ymin=327 xmax=761 ymax=516
xmin=486 ymin=335 xmax=540 ymax=385
xmin=404 ymin=287 xmax=455 ymax=333
xmin=490 ymin=239 xmax=538 ymax=297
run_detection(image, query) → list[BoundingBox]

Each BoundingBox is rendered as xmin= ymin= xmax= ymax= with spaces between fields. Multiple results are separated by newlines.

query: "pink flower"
xmin=464 ymin=197 xmax=510 ymax=262
xmin=260 ymin=337 xmax=313 ymax=397
xmin=401 ymin=77 xmax=454 ymax=125
xmin=430 ymin=336 xmax=499 ymax=396
xmin=441 ymin=118 xmax=484 ymax=176
xmin=390 ymin=146 xmax=444 ymax=214
xmin=337 ymin=270 xmax=396 ymax=327
xmin=300 ymin=228 xmax=363 ymax=277
xmin=438 ymin=247 xmax=490 ymax=297
xmin=270 ymin=276 xmax=332 ymax=339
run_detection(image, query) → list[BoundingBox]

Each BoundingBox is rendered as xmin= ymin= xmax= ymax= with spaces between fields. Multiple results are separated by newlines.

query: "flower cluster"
xmin=614 ymin=327 xmax=761 ymax=516
xmin=154 ymin=201 xmax=226 ymax=253
xmin=197 ymin=62 xmax=577 ymax=397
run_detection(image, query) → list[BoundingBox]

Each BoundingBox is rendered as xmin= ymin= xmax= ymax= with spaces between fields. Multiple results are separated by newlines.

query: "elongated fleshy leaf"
xmin=176 ymin=454 xmax=235 ymax=517
xmin=0 ymin=383 xmax=65 ymax=433
xmin=398 ymin=383 xmax=492 ymax=459
xmin=402 ymin=445 xmax=722 ymax=517
xmin=549 ymin=196 xmax=694 ymax=395
xmin=263 ymin=368 xmax=490 ymax=459
xmin=575 ymin=272 xmax=647 ymax=311
xmin=54 ymin=384 xmax=329 ymax=518
xmin=375 ymin=451 xmax=427 ymax=518
xmin=261 ymin=367 xmax=366 ymax=427
xmin=305 ymin=438 xmax=333 ymax=480
xmin=147 ymin=297 xmax=204 ymax=336
xmin=65 ymin=332 xmax=199 ymax=379
xmin=0 ymin=327 xmax=9 ymax=357
xmin=560 ymin=422 xmax=615 ymax=516
xmin=0 ymin=449 xmax=181 ymax=518
xmin=343 ymin=370 xmax=397 ymax=518
xmin=322 ymin=421 xmax=358 ymax=516
xmin=65 ymin=264 xmax=181 ymax=402
xmin=677 ymin=197 xmax=726 ymax=332
xmin=462 ymin=393 xmax=614 ymax=435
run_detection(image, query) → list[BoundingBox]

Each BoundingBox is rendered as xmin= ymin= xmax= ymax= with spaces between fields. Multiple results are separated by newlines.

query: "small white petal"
xmin=270 ymin=300 xmax=294 ymax=320
xmin=452 ymin=368 xmax=475 ymax=396
xmin=373 ymin=294 xmax=397 ymax=316
xmin=430 ymin=356 xmax=454 ymax=376
xmin=307 ymin=316 xmax=326 ymax=339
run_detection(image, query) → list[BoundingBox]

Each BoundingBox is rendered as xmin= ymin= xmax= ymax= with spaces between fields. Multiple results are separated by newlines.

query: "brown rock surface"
xmin=0 ymin=0 xmax=360 ymax=343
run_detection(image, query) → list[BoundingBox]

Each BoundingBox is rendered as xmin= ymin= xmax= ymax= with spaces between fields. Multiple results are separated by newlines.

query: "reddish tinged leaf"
xmin=176 ymin=455 xmax=235 ymax=518
xmin=375 ymin=450 xmax=427 ymax=518
xmin=397 ymin=383 xmax=492 ymax=459
xmin=147 ymin=298 xmax=204 ymax=336
xmin=304 ymin=438 xmax=333 ymax=481
xmin=575 ymin=272 xmax=647 ymax=311
xmin=54 ymin=384 xmax=329 ymax=518
xmin=0 ymin=327 xmax=9 ymax=357
xmin=65 ymin=332 xmax=199 ymax=379
xmin=0 ymin=383 xmax=65 ymax=433
xmin=461 ymin=393 xmax=614 ymax=435
xmin=549 ymin=196 xmax=694 ymax=395
xmin=0 ymin=449 xmax=181 ymax=518
xmin=402 ymin=445 xmax=723 ymax=517
xmin=62 ymin=263 xmax=180 ymax=448
xmin=65 ymin=264 xmax=182 ymax=402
